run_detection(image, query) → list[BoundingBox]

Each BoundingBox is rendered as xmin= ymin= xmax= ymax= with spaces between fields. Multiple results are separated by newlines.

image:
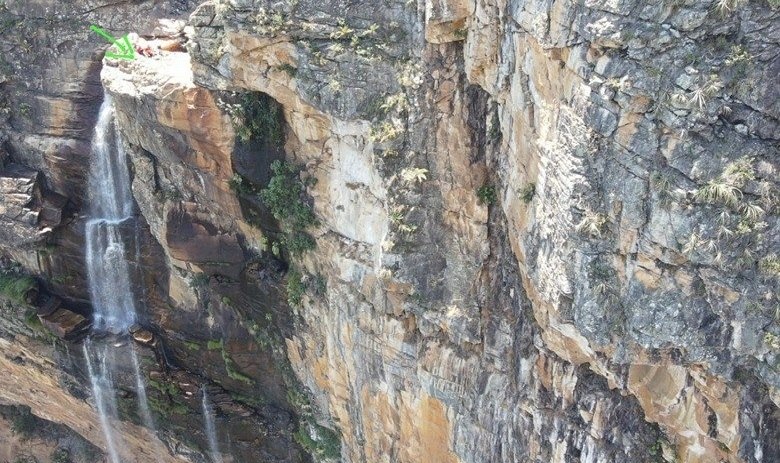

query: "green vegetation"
xmin=650 ymin=172 xmax=674 ymax=207
xmin=725 ymin=45 xmax=751 ymax=77
xmin=0 ymin=271 xmax=35 ymax=305
xmin=286 ymin=269 xmax=305 ymax=306
xmin=477 ymin=185 xmax=496 ymax=205
xmin=389 ymin=205 xmax=416 ymax=235
xmin=10 ymin=406 xmax=36 ymax=439
xmin=278 ymin=353 xmax=342 ymax=461
xmin=695 ymin=158 xmax=771 ymax=236
xmin=576 ymin=210 xmax=609 ymax=238
xmin=184 ymin=340 xmax=201 ymax=351
xmin=148 ymin=378 xmax=182 ymax=397
xmin=18 ymin=102 xmax=31 ymax=118
xmin=36 ymin=243 xmax=58 ymax=257
xmin=369 ymin=120 xmax=403 ymax=143
xmin=230 ymin=93 xmax=285 ymax=146
xmin=519 ymin=183 xmax=536 ymax=203
xmin=696 ymin=181 xmax=741 ymax=208
xmin=765 ymin=332 xmax=780 ymax=350
xmin=284 ymin=231 xmax=317 ymax=256
xmin=275 ymin=63 xmax=298 ymax=77
xmin=206 ymin=339 xmax=254 ymax=384
xmin=147 ymin=394 xmax=188 ymax=417
xmin=254 ymin=9 xmax=289 ymax=36
xmin=281 ymin=269 xmax=327 ymax=308
xmin=189 ymin=273 xmax=210 ymax=289
xmin=147 ymin=377 xmax=188 ymax=417
xmin=715 ymin=0 xmax=746 ymax=15
xmin=682 ymin=74 xmax=722 ymax=109
xmin=230 ymin=391 xmax=266 ymax=408
xmin=647 ymin=436 xmax=675 ymax=463
xmin=312 ymin=274 xmax=327 ymax=296
xmin=247 ymin=321 xmax=277 ymax=349
xmin=286 ymin=387 xmax=311 ymax=412
xmin=227 ymin=173 xmax=255 ymax=195
xmin=759 ymin=254 xmax=780 ymax=277
xmin=260 ymin=161 xmax=317 ymax=229
xmin=696 ymin=158 xmax=755 ymax=207
xmin=401 ymin=167 xmax=428 ymax=184
xmin=159 ymin=187 xmax=182 ymax=201
xmin=50 ymin=274 xmax=74 ymax=285
xmin=294 ymin=420 xmax=342 ymax=460
xmin=488 ymin=109 xmax=502 ymax=142
xmin=24 ymin=309 xmax=42 ymax=330
xmin=648 ymin=439 xmax=662 ymax=459
xmin=260 ymin=160 xmax=318 ymax=256
xmin=587 ymin=261 xmax=618 ymax=303
xmin=51 ymin=449 xmax=72 ymax=463
xmin=328 ymin=19 xmax=381 ymax=51
xmin=222 ymin=350 xmax=254 ymax=385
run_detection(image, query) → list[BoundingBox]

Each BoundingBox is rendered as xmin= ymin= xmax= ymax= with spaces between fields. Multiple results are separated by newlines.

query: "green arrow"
xmin=90 ymin=25 xmax=135 ymax=61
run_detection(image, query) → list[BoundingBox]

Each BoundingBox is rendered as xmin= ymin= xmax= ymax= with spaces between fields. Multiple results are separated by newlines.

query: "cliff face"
xmin=0 ymin=0 xmax=778 ymax=462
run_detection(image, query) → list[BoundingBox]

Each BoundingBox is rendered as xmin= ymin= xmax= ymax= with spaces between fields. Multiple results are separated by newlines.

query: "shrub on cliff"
xmin=260 ymin=160 xmax=318 ymax=255
xmin=50 ymin=449 xmax=72 ymax=463
xmin=260 ymin=161 xmax=317 ymax=229
xmin=221 ymin=92 xmax=285 ymax=147
xmin=10 ymin=405 xmax=36 ymax=439
xmin=0 ymin=271 xmax=36 ymax=305
xmin=294 ymin=419 xmax=341 ymax=460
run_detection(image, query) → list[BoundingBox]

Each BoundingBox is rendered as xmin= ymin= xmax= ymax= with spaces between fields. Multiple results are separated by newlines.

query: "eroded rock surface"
xmin=184 ymin=1 xmax=779 ymax=462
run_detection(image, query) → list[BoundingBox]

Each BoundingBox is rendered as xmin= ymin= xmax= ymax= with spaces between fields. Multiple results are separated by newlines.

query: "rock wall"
xmin=183 ymin=0 xmax=779 ymax=462
xmin=0 ymin=0 xmax=778 ymax=462
xmin=0 ymin=402 xmax=104 ymax=463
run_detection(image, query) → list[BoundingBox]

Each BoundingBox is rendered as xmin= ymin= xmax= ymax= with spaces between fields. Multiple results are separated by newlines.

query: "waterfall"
xmin=83 ymin=93 xmax=156 ymax=461
xmin=85 ymin=92 xmax=137 ymax=332
xmin=83 ymin=341 xmax=122 ymax=463
xmin=202 ymin=390 xmax=224 ymax=463
xmin=130 ymin=348 xmax=156 ymax=432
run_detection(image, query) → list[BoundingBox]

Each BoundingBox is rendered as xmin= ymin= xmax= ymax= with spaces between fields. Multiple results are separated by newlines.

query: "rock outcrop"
xmin=183 ymin=1 xmax=779 ymax=462
xmin=0 ymin=163 xmax=65 ymax=246
xmin=0 ymin=403 xmax=104 ymax=463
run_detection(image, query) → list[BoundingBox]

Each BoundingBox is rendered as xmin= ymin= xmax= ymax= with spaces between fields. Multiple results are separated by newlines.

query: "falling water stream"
xmin=83 ymin=90 xmax=233 ymax=462
xmin=83 ymin=93 xmax=155 ymax=462
xmin=85 ymin=92 xmax=137 ymax=332
xmin=130 ymin=348 xmax=156 ymax=431
xmin=83 ymin=340 xmax=121 ymax=463
xmin=202 ymin=390 xmax=224 ymax=463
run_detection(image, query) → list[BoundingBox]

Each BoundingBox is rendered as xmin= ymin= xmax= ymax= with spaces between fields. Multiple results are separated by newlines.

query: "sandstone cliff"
xmin=0 ymin=0 xmax=778 ymax=462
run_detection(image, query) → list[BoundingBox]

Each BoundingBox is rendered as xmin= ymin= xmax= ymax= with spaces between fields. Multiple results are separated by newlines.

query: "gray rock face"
xmin=0 ymin=162 xmax=65 ymax=246
xmin=185 ymin=0 xmax=779 ymax=462
xmin=0 ymin=163 xmax=43 ymax=245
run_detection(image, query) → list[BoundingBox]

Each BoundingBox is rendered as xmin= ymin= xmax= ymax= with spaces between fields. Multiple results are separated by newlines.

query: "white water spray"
xmin=83 ymin=93 xmax=157 ymax=460
xmin=85 ymin=92 xmax=137 ymax=332
xmin=130 ymin=348 xmax=156 ymax=432
xmin=83 ymin=341 xmax=122 ymax=463
xmin=202 ymin=390 xmax=224 ymax=463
